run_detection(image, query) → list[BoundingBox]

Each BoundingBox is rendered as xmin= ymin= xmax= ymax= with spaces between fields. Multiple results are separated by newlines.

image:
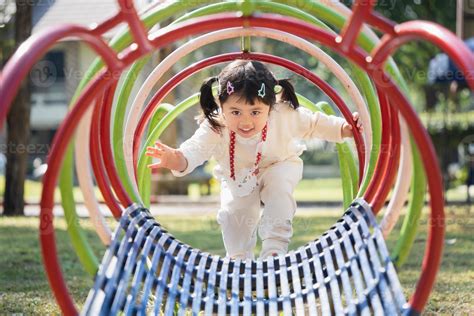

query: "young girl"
xmin=146 ymin=60 xmax=362 ymax=260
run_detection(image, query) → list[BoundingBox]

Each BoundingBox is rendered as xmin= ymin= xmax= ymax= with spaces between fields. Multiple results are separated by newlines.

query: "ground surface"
xmin=1 ymin=205 xmax=473 ymax=314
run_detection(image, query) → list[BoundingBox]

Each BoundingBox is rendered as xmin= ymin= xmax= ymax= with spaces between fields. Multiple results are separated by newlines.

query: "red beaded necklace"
xmin=229 ymin=124 xmax=268 ymax=180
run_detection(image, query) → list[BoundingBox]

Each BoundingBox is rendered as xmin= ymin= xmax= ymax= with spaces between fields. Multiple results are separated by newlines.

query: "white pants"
xmin=216 ymin=161 xmax=303 ymax=260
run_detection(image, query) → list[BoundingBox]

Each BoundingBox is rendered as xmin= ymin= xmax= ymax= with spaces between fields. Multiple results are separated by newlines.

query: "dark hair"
xmin=199 ymin=60 xmax=299 ymax=131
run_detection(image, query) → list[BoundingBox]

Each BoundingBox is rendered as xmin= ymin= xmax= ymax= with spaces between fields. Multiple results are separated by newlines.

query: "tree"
xmin=0 ymin=0 xmax=15 ymax=65
xmin=2 ymin=0 xmax=32 ymax=215
xmin=336 ymin=1 xmax=455 ymax=94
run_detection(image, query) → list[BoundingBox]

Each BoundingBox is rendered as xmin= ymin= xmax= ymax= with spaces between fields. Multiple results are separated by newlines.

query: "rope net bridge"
xmin=1 ymin=0 xmax=473 ymax=315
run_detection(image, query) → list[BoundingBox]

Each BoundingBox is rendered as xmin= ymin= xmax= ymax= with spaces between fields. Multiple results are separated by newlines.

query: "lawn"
xmin=1 ymin=175 xmax=471 ymax=203
xmin=1 ymin=206 xmax=473 ymax=314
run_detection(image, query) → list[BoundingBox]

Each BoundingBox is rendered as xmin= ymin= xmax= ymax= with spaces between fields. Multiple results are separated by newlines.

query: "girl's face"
xmin=221 ymin=94 xmax=270 ymax=138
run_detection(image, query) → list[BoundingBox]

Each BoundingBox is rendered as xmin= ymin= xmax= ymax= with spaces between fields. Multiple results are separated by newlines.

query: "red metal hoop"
xmin=1 ymin=3 xmax=471 ymax=312
xmin=131 ymin=52 xmax=366 ymax=184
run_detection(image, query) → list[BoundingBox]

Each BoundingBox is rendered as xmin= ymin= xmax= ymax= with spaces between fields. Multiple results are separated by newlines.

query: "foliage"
xmin=339 ymin=0 xmax=459 ymax=113
xmin=374 ymin=0 xmax=457 ymax=85
xmin=300 ymin=150 xmax=336 ymax=166
xmin=0 ymin=0 xmax=15 ymax=65
xmin=421 ymin=110 xmax=474 ymax=131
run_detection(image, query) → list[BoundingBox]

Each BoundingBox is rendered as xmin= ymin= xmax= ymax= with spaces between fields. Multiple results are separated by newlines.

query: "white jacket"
xmin=172 ymin=102 xmax=346 ymax=181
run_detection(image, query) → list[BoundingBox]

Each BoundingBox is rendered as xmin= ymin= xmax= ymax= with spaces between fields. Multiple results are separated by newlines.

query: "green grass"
xmin=294 ymin=178 xmax=472 ymax=202
xmin=1 ymin=175 xmax=470 ymax=204
xmin=1 ymin=206 xmax=473 ymax=314
xmin=0 ymin=175 xmax=104 ymax=204
xmin=294 ymin=178 xmax=343 ymax=201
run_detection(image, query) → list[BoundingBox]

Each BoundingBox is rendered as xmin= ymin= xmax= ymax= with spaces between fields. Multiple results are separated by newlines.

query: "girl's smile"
xmin=238 ymin=127 xmax=254 ymax=135
xmin=222 ymin=95 xmax=270 ymax=138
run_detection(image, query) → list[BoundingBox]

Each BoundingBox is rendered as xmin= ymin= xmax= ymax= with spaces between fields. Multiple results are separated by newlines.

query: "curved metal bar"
xmin=277 ymin=0 xmax=408 ymax=200
xmin=125 ymin=26 xmax=371 ymax=197
xmin=370 ymin=20 xmax=474 ymax=90
xmin=364 ymin=88 xmax=392 ymax=204
xmin=366 ymin=72 xmax=444 ymax=313
xmin=40 ymin=70 xmax=114 ymax=315
xmin=391 ymin=143 xmax=426 ymax=266
xmin=338 ymin=0 xmax=376 ymax=52
xmin=49 ymin=0 xmax=167 ymax=261
xmin=363 ymin=19 xmax=474 ymax=311
xmin=73 ymin=59 xmax=151 ymax=248
xmin=90 ymin=89 xmax=124 ymax=218
xmin=75 ymin=107 xmax=112 ymax=244
xmin=89 ymin=12 xmax=124 ymax=37
xmin=99 ymin=83 xmax=133 ymax=207
xmin=239 ymin=13 xmax=445 ymax=313
xmin=64 ymin=0 xmax=411 ymax=224
xmin=0 ymin=25 xmax=122 ymax=126
xmin=372 ymin=99 xmax=401 ymax=212
xmin=111 ymin=56 xmax=150 ymax=202
xmin=131 ymin=52 xmax=365 ymax=183
xmin=42 ymin=13 xmax=446 ymax=313
xmin=117 ymin=0 xmax=153 ymax=53
xmin=170 ymin=0 xmax=392 ymax=194
xmin=70 ymin=0 xmax=400 ymax=211
xmin=327 ymin=0 xmax=414 ymax=244
xmin=1 ymin=12 xmax=450 ymax=314
xmin=380 ymin=115 xmax=413 ymax=238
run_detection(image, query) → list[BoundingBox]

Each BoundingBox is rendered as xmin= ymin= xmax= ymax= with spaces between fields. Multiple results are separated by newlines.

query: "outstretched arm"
xmin=145 ymin=120 xmax=221 ymax=177
xmin=145 ymin=141 xmax=188 ymax=172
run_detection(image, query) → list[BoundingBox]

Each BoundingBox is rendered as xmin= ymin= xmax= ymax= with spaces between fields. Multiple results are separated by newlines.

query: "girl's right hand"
xmin=145 ymin=141 xmax=187 ymax=172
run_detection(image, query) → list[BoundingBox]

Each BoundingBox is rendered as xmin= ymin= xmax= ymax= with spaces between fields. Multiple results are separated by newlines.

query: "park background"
xmin=0 ymin=0 xmax=473 ymax=314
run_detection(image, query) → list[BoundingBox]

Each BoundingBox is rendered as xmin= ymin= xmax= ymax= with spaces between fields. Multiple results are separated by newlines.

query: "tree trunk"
xmin=3 ymin=1 xmax=32 ymax=216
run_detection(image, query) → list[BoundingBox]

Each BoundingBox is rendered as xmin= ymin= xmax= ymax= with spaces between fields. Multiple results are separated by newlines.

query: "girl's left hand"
xmin=342 ymin=112 xmax=363 ymax=138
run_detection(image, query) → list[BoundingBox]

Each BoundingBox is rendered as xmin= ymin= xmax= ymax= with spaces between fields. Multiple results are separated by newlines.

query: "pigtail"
xmin=199 ymin=76 xmax=224 ymax=132
xmin=278 ymin=79 xmax=299 ymax=109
